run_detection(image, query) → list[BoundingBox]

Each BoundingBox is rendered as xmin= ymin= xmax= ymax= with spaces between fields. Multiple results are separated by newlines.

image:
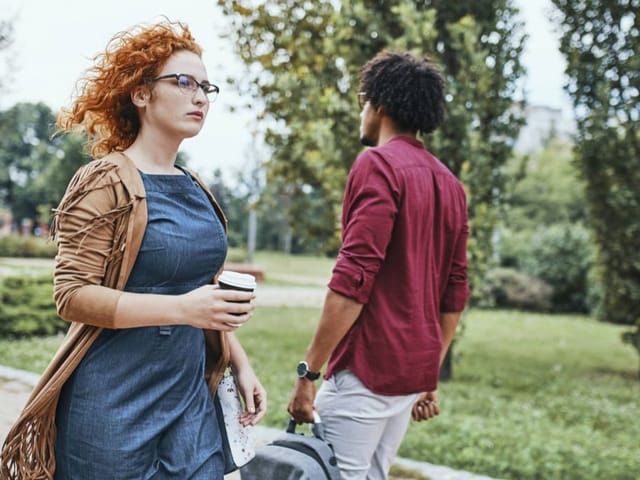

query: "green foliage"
xmin=551 ymin=0 xmax=640 ymax=363
xmin=499 ymin=140 xmax=594 ymax=313
xmin=207 ymin=160 xmax=308 ymax=253
xmin=0 ymin=335 xmax=65 ymax=374
xmin=388 ymin=464 xmax=428 ymax=480
xmin=400 ymin=310 xmax=639 ymax=479
xmin=216 ymin=0 xmax=350 ymax=253
xmin=520 ymin=225 xmax=593 ymax=313
xmin=479 ymin=267 xmax=553 ymax=311
xmin=34 ymin=132 xmax=92 ymax=224
xmin=0 ymin=274 xmax=66 ymax=337
xmin=0 ymin=102 xmax=57 ymax=226
xmin=502 ymin=140 xmax=587 ymax=230
xmin=207 ymin=168 xmax=249 ymax=248
xmin=216 ymin=0 xmax=527 ymax=283
xmin=5 ymin=308 xmax=638 ymax=479
xmin=500 ymin=224 xmax=594 ymax=313
xmin=425 ymin=3 xmax=527 ymax=298
xmin=0 ymin=234 xmax=57 ymax=258
xmin=0 ymin=102 xmax=89 ymax=231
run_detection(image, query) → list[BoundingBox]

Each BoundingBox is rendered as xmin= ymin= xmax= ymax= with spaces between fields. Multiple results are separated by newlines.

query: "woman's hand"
xmin=233 ymin=365 xmax=267 ymax=426
xmin=177 ymin=285 xmax=255 ymax=331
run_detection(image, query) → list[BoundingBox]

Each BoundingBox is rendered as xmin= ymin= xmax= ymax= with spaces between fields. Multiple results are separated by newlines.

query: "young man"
xmin=287 ymin=50 xmax=470 ymax=480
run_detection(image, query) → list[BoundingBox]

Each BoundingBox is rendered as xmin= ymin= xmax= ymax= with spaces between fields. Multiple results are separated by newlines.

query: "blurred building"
xmin=514 ymin=104 xmax=577 ymax=154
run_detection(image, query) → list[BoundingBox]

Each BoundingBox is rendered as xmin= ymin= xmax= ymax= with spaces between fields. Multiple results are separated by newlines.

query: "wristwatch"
xmin=297 ymin=361 xmax=321 ymax=381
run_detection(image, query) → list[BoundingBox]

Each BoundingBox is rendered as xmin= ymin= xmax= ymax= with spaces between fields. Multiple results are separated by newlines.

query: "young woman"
xmin=0 ymin=20 xmax=266 ymax=480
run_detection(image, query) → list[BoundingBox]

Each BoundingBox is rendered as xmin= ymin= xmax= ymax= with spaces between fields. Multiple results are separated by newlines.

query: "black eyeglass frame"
xmin=357 ymin=92 xmax=368 ymax=109
xmin=152 ymin=73 xmax=220 ymax=102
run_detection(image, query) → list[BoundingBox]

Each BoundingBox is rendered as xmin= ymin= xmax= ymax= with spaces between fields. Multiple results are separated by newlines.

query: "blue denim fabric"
xmin=55 ymin=170 xmax=228 ymax=479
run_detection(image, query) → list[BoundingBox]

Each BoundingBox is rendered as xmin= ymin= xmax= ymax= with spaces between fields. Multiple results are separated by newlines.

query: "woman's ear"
xmin=131 ymin=86 xmax=150 ymax=107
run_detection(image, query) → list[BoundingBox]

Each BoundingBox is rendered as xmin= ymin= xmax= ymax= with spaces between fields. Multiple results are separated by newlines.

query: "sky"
xmin=0 ymin=0 xmax=571 ymax=181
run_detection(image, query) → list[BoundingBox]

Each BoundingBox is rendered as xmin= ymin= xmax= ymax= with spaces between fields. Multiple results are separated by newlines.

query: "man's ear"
xmin=131 ymin=86 xmax=150 ymax=107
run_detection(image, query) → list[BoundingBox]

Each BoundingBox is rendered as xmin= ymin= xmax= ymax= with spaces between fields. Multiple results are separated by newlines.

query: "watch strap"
xmin=297 ymin=361 xmax=321 ymax=381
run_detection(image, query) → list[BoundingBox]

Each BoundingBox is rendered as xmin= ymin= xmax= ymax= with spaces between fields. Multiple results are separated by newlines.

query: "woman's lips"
xmin=187 ymin=111 xmax=204 ymax=120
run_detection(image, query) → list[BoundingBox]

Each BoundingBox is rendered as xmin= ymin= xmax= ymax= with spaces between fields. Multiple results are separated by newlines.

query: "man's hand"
xmin=411 ymin=390 xmax=439 ymax=422
xmin=286 ymin=290 xmax=363 ymax=424
xmin=287 ymin=378 xmax=317 ymax=424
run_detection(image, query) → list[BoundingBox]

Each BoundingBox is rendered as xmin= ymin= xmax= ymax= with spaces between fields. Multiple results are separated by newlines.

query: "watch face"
xmin=297 ymin=361 xmax=308 ymax=378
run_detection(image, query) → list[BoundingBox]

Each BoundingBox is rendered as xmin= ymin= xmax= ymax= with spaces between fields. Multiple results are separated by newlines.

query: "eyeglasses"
xmin=357 ymin=92 xmax=367 ymax=109
xmin=152 ymin=73 xmax=219 ymax=102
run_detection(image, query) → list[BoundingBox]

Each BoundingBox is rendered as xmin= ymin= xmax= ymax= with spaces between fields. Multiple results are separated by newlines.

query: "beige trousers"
xmin=315 ymin=370 xmax=419 ymax=480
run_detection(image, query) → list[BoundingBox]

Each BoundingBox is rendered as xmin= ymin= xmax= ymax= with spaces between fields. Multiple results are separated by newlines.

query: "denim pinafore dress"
xmin=55 ymin=169 xmax=228 ymax=479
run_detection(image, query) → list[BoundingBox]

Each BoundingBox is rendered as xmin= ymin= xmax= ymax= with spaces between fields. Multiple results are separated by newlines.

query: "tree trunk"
xmin=247 ymin=208 xmax=257 ymax=264
xmin=439 ymin=346 xmax=453 ymax=382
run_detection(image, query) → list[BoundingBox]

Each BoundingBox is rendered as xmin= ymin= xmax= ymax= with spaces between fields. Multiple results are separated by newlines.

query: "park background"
xmin=1 ymin=1 xmax=639 ymax=479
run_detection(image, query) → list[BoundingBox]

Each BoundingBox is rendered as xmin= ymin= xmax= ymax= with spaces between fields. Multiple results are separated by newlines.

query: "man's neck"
xmin=377 ymin=116 xmax=417 ymax=146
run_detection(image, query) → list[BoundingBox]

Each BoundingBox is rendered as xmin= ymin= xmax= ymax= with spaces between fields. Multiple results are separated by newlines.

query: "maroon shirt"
xmin=326 ymin=136 xmax=470 ymax=395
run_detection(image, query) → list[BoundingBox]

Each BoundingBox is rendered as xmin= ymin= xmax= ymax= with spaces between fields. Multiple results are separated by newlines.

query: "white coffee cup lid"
xmin=218 ymin=270 xmax=257 ymax=289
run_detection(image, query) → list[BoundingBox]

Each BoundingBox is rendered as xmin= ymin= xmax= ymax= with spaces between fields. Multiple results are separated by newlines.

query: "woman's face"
xmin=141 ymin=50 xmax=212 ymax=141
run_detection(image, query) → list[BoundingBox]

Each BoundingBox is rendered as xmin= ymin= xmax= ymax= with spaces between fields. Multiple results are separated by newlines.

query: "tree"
xmin=216 ymin=0 xmax=526 ymax=286
xmin=551 ymin=0 xmax=640 ymax=372
xmin=216 ymin=1 xmax=352 ymax=254
xmin=499 ymin=140 xmax=593 ymax=313
xmin=0 ymin=18 xmax=14 ymax=94
xmin=0 ymin=103 xmax=89 ymax=232
xmin=217 ymin=1 xmax=527 ymax=382
xmin=31 ymin=133 xmax=89 ymax=227
xmin=502 ymin=140 xmax=587 ymax=231
xmin=208 ymin=168 xmax=250 ymax=248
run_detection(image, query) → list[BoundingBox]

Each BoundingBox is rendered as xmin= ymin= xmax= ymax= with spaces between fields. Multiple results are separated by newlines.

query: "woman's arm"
xmin=112 ymin=286 xmax=254 ymax=330
xmin=227 ymin=332 xmax=267 ymax=425
xmin=53 ymin=161 xmax=254 ymax=330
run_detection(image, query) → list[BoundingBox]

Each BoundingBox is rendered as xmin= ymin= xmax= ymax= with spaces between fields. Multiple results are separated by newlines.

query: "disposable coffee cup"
xmin=218 ymin=271 xmax=257 ymax=292
xmin=218 ymin=271 xmax=256 ymax=317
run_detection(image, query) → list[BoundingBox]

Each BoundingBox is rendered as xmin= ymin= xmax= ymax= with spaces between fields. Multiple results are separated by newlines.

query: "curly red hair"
xmin=57 ymin=20 xmax=202 ymax=158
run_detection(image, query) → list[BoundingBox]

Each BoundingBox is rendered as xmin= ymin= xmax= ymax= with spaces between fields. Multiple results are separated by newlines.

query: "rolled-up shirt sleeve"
xmin=328 ymin=152 xmax=397 ymax=304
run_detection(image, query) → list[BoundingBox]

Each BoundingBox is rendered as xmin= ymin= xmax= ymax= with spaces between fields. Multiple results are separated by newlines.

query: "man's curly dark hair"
xmin=359 ymin=50 xmax=446 ymax=135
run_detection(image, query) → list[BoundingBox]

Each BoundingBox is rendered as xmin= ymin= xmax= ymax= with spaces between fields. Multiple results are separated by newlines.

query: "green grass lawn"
xmin=1 ymin=253 xmax=638 ymax=479
xmin=251 ymin=250 xmax=335 ymax=287
xmin=1 ymin=308 xmax=637 ymax=479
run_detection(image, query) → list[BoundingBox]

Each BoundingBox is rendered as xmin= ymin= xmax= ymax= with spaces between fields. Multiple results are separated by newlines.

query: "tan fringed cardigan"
xmin=0 ymin=152 xmax=231 ymax=479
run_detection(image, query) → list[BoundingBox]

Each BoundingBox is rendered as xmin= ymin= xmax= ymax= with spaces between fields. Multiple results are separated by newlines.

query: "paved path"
xmin=254 ymin=284 xmax=327 ymax=308
xmin=0 ymin=285 xmax=499 ymax=480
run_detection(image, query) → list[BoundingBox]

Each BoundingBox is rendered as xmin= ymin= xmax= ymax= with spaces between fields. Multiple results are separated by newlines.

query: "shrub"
xmin=225 ymin=247 xmax=248 ymax=263
xmin=0 ymin=274 xmax=66 ymax=337
xmin=0 ymin=235 xmax=57 ymax=258
xmin=479 ymin=267 xmax=553 ymax=312
xmin=520 ymin=224 xmax=593 ymax=313
xmin=499 ymin=224 xmax=593 ymax=313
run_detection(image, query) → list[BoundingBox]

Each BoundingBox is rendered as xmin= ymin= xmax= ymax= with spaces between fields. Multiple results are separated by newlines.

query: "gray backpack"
xmin=240 ymin=416 xmax=342 ymax=480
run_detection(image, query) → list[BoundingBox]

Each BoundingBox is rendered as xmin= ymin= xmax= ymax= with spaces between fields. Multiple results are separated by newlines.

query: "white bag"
xmin=216 ymin=373 xmax=256 ymax=473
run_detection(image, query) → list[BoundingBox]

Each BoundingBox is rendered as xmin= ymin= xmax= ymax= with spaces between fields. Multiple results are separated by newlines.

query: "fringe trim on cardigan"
xmin=50 ymin=161 xmax=119 ymax=242
xmin=0 ymin=324 xmax=103 ymax=479
xmin=1 ymin=160 xmax=127 ymax=480
xmin=1 ymin=156 xmax=229 ymax=479
xmin=1 ymin=414 xmax=56 ymax=480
